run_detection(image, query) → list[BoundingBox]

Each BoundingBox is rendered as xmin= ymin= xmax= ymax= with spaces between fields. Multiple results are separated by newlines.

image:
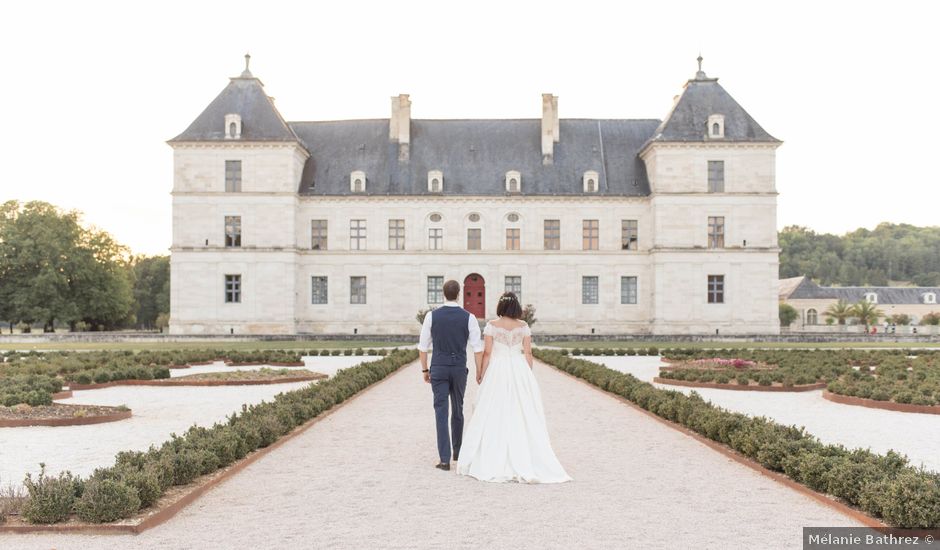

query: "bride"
xmin=457 ymin=292 xmax=571 ymax=483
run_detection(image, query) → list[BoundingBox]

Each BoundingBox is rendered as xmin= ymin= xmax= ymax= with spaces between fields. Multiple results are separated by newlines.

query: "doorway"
xmin=463 ymin=273 xmax=485 ymax=318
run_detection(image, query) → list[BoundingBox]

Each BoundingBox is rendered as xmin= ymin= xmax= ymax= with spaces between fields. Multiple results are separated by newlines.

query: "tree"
xmin=824 ymin=299 xmax=853 ymax=325
xmin=850 ymin=300 xmax=883 ymax=329
xmin=778 ymin=303 xmax=798 ymax=327
xmin=131 ymin=256 xmax=170 ymax=329
xmin=889 ymin=313 xmax=911 ymax=326
xmin=522 ymin=304 xmax=538 ymax=328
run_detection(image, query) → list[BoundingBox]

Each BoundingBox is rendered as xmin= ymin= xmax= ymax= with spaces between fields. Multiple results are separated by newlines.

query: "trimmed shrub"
xmin=74 ymin=479 xmax=141 ymax=523
xmin=21 ymin=465 xmax=80 ymax=524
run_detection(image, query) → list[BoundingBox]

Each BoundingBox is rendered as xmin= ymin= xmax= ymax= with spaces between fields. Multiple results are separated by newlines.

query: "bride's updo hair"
xmin=496 ymin=291 xmax=523 ymax=320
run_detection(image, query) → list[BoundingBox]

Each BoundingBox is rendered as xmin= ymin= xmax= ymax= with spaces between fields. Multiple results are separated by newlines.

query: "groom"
xmin=417 ymin=279 xmax=483 ymax=471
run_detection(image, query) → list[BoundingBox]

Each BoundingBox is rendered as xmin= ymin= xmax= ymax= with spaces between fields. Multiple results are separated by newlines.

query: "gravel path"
xmin=2 ymin=359 xmax=858 ymax=549
xmin=593 ymin=356 xmax=940 ymax=472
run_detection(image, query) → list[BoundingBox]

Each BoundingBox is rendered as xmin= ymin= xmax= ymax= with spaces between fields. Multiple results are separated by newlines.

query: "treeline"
xmin=779 ymin=223 xmax=940 ymax=286
xmin=0 ymin=201 xmax=169 ymax=332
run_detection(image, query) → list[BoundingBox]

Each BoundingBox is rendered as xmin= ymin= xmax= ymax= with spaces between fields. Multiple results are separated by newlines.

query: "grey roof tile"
xmin=787 ymin=278 xmax=940 ymax=305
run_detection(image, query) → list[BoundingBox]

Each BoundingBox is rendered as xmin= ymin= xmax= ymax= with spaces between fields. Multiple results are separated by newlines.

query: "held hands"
xmin=423 ymin=370 xmax=430 ymax=384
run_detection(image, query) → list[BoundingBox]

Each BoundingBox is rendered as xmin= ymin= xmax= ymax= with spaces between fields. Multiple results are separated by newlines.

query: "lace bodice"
xmin=483 ymin=321 xmax=531 ymax=347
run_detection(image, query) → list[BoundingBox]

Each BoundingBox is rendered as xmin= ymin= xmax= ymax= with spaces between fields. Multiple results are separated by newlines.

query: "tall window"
xmin=582 ymin=276 xmax=599 ymax=304
xmin=707 ymin=216 xmax=725 ymax=248
xmin=427 ymin=276 xmax=444 ymax=304
xmin=350 ymin=276 xmax=367 ymax=304
xmin=225 ymin=160 xmax=242 ymax=192
xmin=467 ymin=228 xmax=481 ymax=250
xmin=224 ymin=274 xmax=241 ymax=303
xmin=708 ymin=160 xmax=724 ymax=192
xmin=311 ymin=276 xmax=328 ymax=304
xmin=806 ymin=308 xmax=818 ymax=325
xmin=388 ymin=219 xmax=405 ymax=250
xmin=544 ymin=219 xmax=560 ymax=250
xmin=350 ymin=219 xmax=366 ymax=250
xmin=506 ymin=228 xmax=520 ymax=250
xmin=429 ymin=228 xmax=443 ymax=250
xmin=621 ymin=276 xmax=637 ymax=304
xmin=582 ymin=220 xmax=599 ymax=250
xmin=311 ymin=220 xmax=328 ymax=250
xmin=621 ymin=220 xmax=638 ymax=250
xmin=224 ymin=216 xmax=241 ymax=247
xmin=505 ymin=276 xmax=522 ymax=304
xmin=707 ymin=275 xmax=725 ymax=304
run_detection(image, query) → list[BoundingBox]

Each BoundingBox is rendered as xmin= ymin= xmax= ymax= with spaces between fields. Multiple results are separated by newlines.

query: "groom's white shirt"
xmin=417 ymin=301 xmax=484 ymax=353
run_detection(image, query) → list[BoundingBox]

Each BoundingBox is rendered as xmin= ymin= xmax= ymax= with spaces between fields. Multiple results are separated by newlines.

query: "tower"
xmin=167 ymin=55 xmax=308 ymax=334
xmin=639 ymin=56 xmax=782 ymax=334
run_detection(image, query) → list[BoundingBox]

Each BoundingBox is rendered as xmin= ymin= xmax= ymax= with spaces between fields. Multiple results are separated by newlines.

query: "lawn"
xmin=0 ymin=340 xmax=408 ymax=352
xmin=540 ymin=340 xmax=940 ymax=350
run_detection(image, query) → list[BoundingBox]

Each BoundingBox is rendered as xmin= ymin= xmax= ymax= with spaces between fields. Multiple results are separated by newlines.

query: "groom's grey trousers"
xmin=430 ymin=363 xmax=467 ymax=463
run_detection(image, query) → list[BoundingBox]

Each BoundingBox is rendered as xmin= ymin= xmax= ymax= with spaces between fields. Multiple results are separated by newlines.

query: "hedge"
xmin=533 ymin=349 xmax=940 ymax=529
xmin=17 ymin=349 xmax=417 ymax=524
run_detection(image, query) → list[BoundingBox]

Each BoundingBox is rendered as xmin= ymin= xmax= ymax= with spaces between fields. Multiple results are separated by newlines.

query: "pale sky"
xmin=1 ymin=1 xmax=937 ymax=256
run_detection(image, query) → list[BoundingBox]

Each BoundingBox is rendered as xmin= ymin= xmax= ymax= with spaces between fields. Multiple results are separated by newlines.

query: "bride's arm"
xmin=479 ymin=335 xmax=493 ymax=382
xmin=523 ymin=335 xmax=533 ymax=369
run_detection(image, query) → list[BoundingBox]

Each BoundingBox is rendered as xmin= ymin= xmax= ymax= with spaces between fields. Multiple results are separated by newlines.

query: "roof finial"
xmin=241 ymin=53 xmax=252 ymax=78
xmin=695 ymin=53 xmax=707 ymax=80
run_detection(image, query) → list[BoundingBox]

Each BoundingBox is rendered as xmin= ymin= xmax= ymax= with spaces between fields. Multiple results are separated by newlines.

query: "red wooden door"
xmin=463 ymin=274 xmax=485 ymax=318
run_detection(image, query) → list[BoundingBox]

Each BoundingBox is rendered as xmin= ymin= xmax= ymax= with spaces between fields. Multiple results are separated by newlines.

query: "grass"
xmin=0 ymin=340 xmax=407 ymax=352
xmin=539 ymin=340 xmax=940 ymax=350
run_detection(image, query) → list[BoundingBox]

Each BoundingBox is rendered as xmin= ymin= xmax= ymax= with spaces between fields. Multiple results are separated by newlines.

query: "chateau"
xmin=168 ymin=57 xmax=781 ymax=335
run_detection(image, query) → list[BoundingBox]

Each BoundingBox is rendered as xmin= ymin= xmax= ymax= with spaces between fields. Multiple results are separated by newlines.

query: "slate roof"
xmin=783 ymin=277 xmax=940 ymax=305
xmin=291 ymin=118 xmax=659 ymax=196
xmin=170 ymin=76 xmax=298 ymax=143
xmin=652 ymin=74 xmax=779 ymax=143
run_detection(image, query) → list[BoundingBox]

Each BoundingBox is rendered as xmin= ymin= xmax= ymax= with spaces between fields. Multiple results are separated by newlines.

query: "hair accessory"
xmin=499 ymin=295 xmax=516 ymax=302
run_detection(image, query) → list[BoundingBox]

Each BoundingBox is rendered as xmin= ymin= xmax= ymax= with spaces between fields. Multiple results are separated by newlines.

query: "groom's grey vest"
xmin=429 ymin=307 xmax=470 ymax=367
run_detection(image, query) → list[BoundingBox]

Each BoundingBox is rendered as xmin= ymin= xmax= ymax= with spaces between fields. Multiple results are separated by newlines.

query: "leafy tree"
xmin=921 ymin=312 xmax=940 ymax=326
xmin=779 ymin=303 xmax=798 ymax=327
xmin=522 ymin=304 xmax=538 ymax=328
xmin=131 ymin=256 xmax=169 ymax=329
xmin=850 ymin=300 xmax=883 ymax=329
xmin=889 ymin=314 xmax=911 ymax=326
xmin=824 ymin=300 xmax=853 ymax=325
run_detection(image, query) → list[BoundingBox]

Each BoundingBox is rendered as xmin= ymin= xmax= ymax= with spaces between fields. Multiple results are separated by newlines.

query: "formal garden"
xmin=0 ymin=349 xmax=417 ymax=527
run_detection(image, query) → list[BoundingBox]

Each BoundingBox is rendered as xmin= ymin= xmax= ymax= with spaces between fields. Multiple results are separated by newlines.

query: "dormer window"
xmin=428 ymin=170 xmax=443 ymax=193
xmin=865 ymin=292 xmax=878 ymax=304
xmin=583 ymin=170 xmax=599 ymax=193
xmin=506 ymin=170 xmax=521 ymax=193
xmin=350 ymin=170 xmax=366 ymax=193
xmin=925 ymin=292 xmax=937 ymax=304
xmin=225 ymin=113 xmax=242 ymax=139
xmin=707 ymin=114 xmax=724 ymax=139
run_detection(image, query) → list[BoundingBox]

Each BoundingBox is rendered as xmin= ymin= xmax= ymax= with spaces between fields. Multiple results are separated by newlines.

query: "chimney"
xmin=541 ymin=93 xmax=558 ymax=165
xmin=390 ymin=94 xmax=411 ymax=162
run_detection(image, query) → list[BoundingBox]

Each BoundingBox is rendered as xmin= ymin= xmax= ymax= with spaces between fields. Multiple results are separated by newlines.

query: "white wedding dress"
xmin=457 ymin=321 xmax=572 ymax=483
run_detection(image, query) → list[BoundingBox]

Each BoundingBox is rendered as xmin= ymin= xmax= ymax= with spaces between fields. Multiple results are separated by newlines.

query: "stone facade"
xmin=168 ymin=59 xmax=781 ymax=336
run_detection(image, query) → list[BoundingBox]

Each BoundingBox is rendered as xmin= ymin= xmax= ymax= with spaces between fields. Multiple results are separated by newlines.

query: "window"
xmin=865 ymin=292 xmax=878 ymax=304
xmin=224 ymin=216 xmax=241 ymax=247
xmin=708 ymin=114 xmax=725 ymax=138
xmin=712 ymin=123 xmax=720 ymax=136
xmin=708 ymin=216 xmax=725 ymax=248
xmin=582 ymin=220 xmax=599 ymax=250
xmin=806 ymin=308 xmax=818 ymax=325
xmin=708 ymin=160 xmax=724 ymax=192
xmin=429 ymin=228 xmax=443 ymax=250
xmin=582 ymin=276 xmax=599 ymax=304
xmin=621 ymin=220 xmax=638 ymax=250
xmin=311 ymin=220 xmax=328 ymax=250
xmin=707 ymin=275 xmax=725 ymax=304
xmin=350 ymin=219 xmax=366 ymax=250
xmin=507 ymin=213 xmax=520 ymax=223
xmin=225 ymin=160 xmax=242 ymax=192
xmin=388 ymin=219 xmax=405 ymax=250
xmin=583 ymin=170 xmax=599 ymax=193
xmin=430 ymin=213 xmax=442 ymax=223
xmin=428 ymin=170 xmax=443 ymax=192
xmin=225 ymin=113 xmax=241 ymax=139
xmin=427 ymin=276 xmax=444 ymax=304
xmin=621 ymin=276 xmax=637 ymax=304
xmin=505 ymin=170 xmax=521 ymax=193
xmin=229 ymin=122 xmax=237 ymax=137
xmin=311 ymin=276 xmax=328 ymax=304
xmin=350 ymin=170 xmax=366 ymax=193
xmin=350 ymin=276 xmax=367 ymax=304
xmin=224 ymin=274 xmax=241 ymax=303
xmin=506 ymin=228 xmax=520 ymax=250
xmin=925 ymin=293 xmax=937 ymax=305
xmin=544 ymin=219 xmax=560 ymax=250
xmin=467 ymin=228 xmax=481 ymax=250
xmin=468 ymin=213 xmax=480 ymax=222
xmin=505 ymin=276 xmax=522 ymax=304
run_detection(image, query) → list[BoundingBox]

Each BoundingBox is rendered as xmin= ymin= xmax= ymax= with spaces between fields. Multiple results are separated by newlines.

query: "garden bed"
xmin=822 ymin=390 xmax=940 ymax=415
xmin=653 ymin=377 xmax=827 ymax=392
xmin=0 ymin=404 xmax=131 ymax=428
xmin=68 ymin=369 xmax=326 ymax=390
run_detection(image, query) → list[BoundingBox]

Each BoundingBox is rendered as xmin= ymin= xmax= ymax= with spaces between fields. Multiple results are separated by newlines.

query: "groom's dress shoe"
xmin=435 ymin=462 xmax=451 ymax=471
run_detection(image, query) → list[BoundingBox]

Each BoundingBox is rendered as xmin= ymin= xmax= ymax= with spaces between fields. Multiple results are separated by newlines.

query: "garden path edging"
xmin=822 ymin=390 xmax=940 ymax=415
xmin=67 ymin=374 xmax=326 ymax=391
xmin=0 ymin=408 xmax=131 ymax=428
xmin=0 ymin=359 xmax=416 ymax=535
xmin=653 ymin=377 xmax=827 ymax=392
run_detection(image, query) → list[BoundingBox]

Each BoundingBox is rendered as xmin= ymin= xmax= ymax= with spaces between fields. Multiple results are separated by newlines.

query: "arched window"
xmin=505 ymin=170 xmax=521 ymax=193
xmin=229 ymin=122 xmax=237 ymax=137
xmin=806 ymin=309 xmax=818 ymax=325
xmin=350 ymin=170 xmax=366 ymax=193
xmin=712 ymin=122 xmax=720 ymax=136
xmin=865 ymin=292 xmax=878 ymax=304
xmin=925 ymin=292 xmax=937 ymax=304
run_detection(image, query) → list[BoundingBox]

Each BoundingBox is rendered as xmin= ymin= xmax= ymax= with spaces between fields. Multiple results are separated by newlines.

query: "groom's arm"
xmin=417 ymin=313 xmax=433 ymax=383
xmin=468 ymin=316 xmax=484 ymax=380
